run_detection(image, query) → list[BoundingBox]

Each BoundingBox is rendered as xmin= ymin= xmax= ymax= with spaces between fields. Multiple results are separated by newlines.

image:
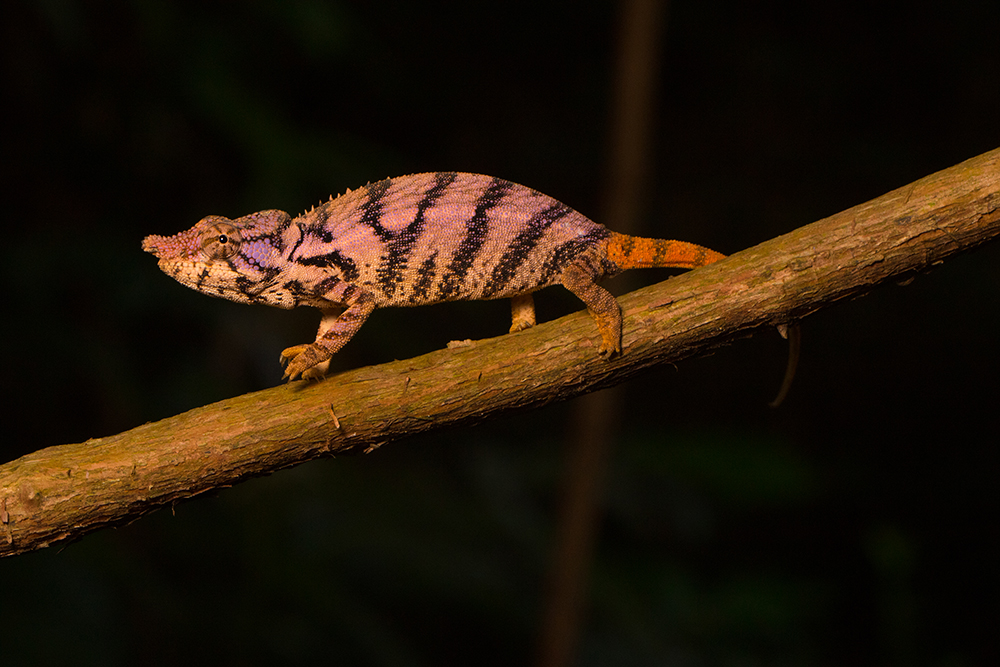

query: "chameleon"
xmin=143 ymin=172 xmax=726 ymax=381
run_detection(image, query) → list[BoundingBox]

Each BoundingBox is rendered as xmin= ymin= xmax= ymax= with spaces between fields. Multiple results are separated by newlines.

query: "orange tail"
xmin=605 ymin=231 xmax=725 ymax=271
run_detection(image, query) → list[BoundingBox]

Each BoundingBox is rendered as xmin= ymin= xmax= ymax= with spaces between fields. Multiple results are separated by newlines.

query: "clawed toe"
xmin=279 ymin=344 xmax=331 ymax=382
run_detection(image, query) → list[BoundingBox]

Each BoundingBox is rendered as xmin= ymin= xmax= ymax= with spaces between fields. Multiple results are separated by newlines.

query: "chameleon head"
xmin=142 ymin=214 xmax=284 ymax=305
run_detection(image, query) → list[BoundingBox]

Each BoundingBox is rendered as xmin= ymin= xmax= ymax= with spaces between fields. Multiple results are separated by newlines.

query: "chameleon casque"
xmin=143 ymin=172 xmax=726 ymax=381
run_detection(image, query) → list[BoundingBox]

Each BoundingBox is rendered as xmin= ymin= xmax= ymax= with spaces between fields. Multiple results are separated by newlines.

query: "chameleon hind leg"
xmin=560 ymin=261 xmax=622 ymax=358
xmin=509 ymin=293 xmax=537 ymax=332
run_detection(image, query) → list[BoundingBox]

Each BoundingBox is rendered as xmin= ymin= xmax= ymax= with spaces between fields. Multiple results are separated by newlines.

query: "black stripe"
xmin=304 ymin=206 xmax=333 ymax=242
xmin=265 ymin=211 xmax=294 ymax=252
xmin=282 ymin=279 xmax=306 ymax=297
xmin=235 ymin=275 xmax=256 ymax=299
xmin=377 ymin=171 xmax=457 ymax=297
xmin=299 ymin=250 xmax=360 ymax=281
xmin=341 ymin=283 xmax=360 ymax=303
xmin=410 ymin=250 xmax=438 ymax=302
xmin=235 ymin=267 xmax=281 ymax=301
xmin=286 ymin=224 xmax=306 ymax=260
xmin=313 ymin=276 xmax=342 ymax=297
xmin=436 ymin=178 xmax=513 ymax=299
xmin=195 ymin=267 xmax=211 ymax=290
xmin=481 ymin=202 xmax=571 ymax=297
xmin=537 ymin=227 xmax=610 ymax=285
xmin=357 ymin=178 xmax=394 ymax=240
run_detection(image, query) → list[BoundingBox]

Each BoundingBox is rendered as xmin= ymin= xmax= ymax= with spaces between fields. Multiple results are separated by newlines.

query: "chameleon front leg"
xmin=509 ymin=293 xmax=537 ymax=332
xmin=281 ymin=286 xmax=377 ymax=381
xmin=560 ymin=261 xmax=623 ymax=358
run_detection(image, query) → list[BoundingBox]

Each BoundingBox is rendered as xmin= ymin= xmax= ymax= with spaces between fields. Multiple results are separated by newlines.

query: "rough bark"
xmin=1 ymin=147 xmax=998 ymax=558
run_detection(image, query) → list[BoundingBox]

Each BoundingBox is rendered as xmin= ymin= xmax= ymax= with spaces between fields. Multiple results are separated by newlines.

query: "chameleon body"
xmin=143 ymin=172 xmax=725 ymax=380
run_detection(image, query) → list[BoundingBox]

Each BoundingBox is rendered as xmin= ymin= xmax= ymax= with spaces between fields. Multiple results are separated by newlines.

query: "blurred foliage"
xmin=1 ymin=0 xmax=998 ymax=665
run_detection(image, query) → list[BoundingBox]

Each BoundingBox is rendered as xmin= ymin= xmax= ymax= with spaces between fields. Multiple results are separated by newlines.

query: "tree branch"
xmin=2 ymin=148 xmax=999 ymax=557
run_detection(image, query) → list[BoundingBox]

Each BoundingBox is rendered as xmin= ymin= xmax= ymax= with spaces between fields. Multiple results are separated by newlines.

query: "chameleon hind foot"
xmin=560 ymin=262 xmax=623 ymax=358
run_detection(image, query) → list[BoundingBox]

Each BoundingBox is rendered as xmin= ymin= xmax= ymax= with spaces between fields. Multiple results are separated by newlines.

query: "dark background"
xmin=2 ymin=1 xmax=998 ymax=665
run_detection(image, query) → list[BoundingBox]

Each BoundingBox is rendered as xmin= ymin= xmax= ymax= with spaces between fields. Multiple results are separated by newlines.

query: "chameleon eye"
xmin=200 ymin=221 xmax=242 ymax=260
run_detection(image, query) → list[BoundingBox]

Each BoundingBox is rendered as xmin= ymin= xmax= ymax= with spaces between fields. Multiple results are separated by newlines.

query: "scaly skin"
xmin=143 ymin=172 xmax=725 ymax=381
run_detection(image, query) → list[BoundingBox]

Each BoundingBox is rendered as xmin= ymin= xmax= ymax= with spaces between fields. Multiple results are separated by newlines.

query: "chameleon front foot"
xmin=280 ymin=344 xmax=332 ymax=382
xmin=509 ymin=294 xmax=537 ymax=333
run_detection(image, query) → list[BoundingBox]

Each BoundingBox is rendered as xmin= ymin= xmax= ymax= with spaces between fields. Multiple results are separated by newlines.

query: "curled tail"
xmin=605 ymin=231 xmax=725 ymax=271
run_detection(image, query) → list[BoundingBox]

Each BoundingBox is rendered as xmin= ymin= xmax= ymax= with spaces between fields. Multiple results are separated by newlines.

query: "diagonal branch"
xmin=2 ymin=147 xmax=999 ymax=558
